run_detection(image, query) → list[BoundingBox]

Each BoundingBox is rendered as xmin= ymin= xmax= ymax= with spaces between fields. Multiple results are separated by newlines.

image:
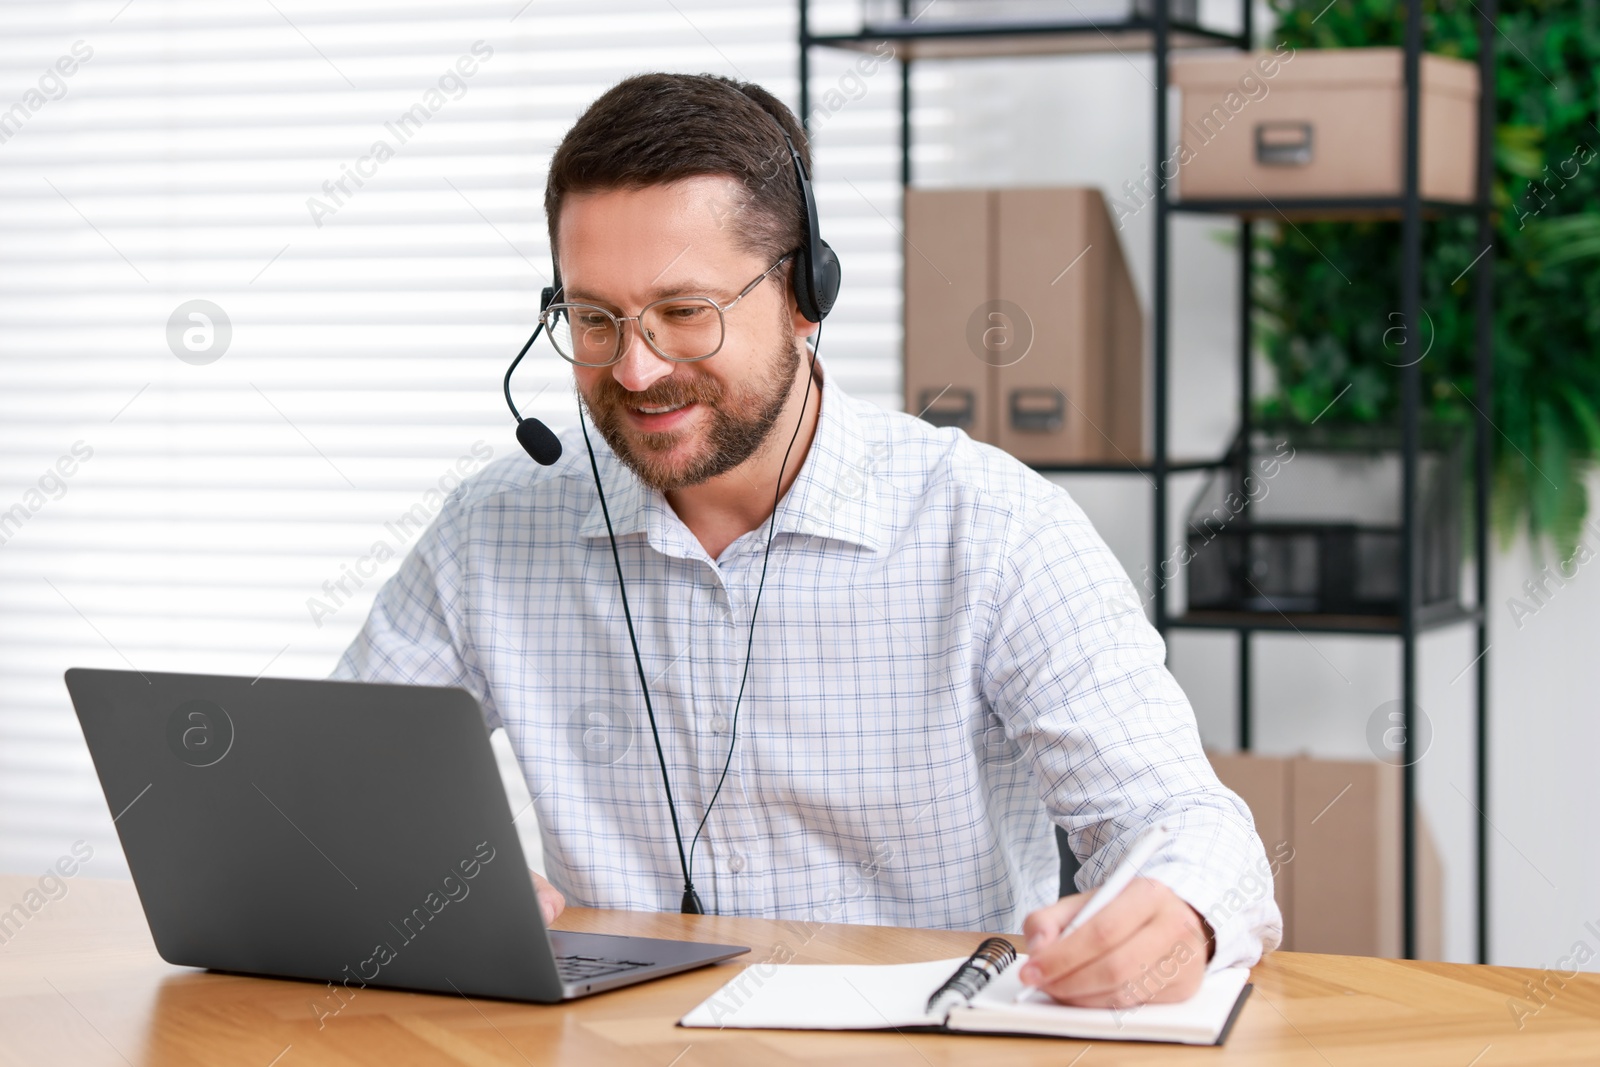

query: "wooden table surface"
xmin=2 ymin=875 xmax=1597 ymax=1066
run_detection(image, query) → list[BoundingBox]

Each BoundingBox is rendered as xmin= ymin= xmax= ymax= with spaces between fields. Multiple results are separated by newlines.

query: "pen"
xmin=1014 ymin=822 xmax=1172 ymax=1002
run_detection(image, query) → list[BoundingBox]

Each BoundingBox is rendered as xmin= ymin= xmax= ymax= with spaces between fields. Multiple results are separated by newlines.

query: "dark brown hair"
xmin=543 ymin=73 xmax=809 ymax=281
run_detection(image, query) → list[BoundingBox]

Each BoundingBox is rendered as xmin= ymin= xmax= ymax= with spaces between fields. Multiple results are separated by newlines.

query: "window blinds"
xmin=0 ymin=0 xmax=905 ymax=878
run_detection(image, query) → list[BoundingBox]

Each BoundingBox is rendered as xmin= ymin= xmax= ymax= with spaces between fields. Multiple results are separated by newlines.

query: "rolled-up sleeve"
xmin=981 ymin=487 xmax=1283 ymax=970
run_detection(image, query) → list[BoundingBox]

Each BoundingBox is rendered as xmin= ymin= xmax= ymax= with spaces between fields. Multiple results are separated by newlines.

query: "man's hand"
xmin=1018 ymin=878 xmax=1214 ymax=1009
xmin=529 ymin=869 xmax=565 ymax=925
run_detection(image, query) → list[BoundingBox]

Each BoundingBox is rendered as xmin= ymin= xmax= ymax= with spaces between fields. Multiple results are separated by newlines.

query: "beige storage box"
xmin=1207 ymin=750 xmax=1443 ymax=959
xmin=903 ymin=187 xmax=1143 ymax=465
xmin=1205 ymin=751 xmax=1294 ymax=946
xmin=1171 ymin=47 xmax=1479 ymax=203
xmin=1289 ymin=754 xmax=1443 ymax=960
xmin=904 ymin=189 xmax=995 ymax=445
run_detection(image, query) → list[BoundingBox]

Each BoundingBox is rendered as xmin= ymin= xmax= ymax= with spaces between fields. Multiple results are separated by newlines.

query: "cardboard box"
xmin=1291 ymin=755 xmax=1444 ymax=959
xmin=903 ymin=189 xmax=993 ymax=443
xmin=903 ymin=187 xmax=1144 ymax=464
xmin=1289 ymin=755 xmax=1401 ymax=956
xmin=1172 ymin=48 xmax=1479 ymax=203
xmin=1205 ymin=751 xmax=1293 ymax=947
xmin=1206 ymin=750 xmax=1443 ymax=958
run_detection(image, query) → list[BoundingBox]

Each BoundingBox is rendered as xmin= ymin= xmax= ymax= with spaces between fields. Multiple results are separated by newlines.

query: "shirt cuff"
xmin=1141 ymin=855 xmax=1284 ymax=973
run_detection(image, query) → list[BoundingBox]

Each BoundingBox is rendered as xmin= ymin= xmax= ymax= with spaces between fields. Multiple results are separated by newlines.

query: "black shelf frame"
xmin=1172 ymin=195 xmax=1482 ymax=218
xmin=800 ymin=0 xmax=1495 ymax=963
xmin=1028 ymin=457 xmax=1223 ymax=475
xmin=804 ymin=17 xmax=1244 ymax=60
xmin=1172 ymin=603 xmax=1484 ymax=637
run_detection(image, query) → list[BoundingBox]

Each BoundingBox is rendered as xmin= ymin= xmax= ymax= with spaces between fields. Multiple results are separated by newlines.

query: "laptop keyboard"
xmin=555 ymin=954 xmax=656 ymax=982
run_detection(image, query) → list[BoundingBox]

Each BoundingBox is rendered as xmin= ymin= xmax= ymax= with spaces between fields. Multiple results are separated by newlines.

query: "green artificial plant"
xmin=1256 ymin=0 xmax=1600 ymax=556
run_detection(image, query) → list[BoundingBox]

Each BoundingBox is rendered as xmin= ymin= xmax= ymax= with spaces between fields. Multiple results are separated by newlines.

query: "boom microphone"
xmin=515 ymin=416 xmax=563 ymax=466
xmin=503 ymin=305 xmax=564 ymax=466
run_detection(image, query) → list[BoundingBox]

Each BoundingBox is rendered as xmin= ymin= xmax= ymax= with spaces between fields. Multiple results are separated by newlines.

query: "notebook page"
xmin=950 ymin=961 xmax=1252 ymax=1045
xmin=680 ymin=957 xmax=963 ymax=1030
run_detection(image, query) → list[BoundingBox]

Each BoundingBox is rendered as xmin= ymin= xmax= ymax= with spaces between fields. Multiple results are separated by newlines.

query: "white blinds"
xmin=0 ymin=0 xmax=904 ymax=877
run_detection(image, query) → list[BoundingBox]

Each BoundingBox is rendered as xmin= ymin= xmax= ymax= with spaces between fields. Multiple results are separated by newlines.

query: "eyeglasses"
xmin=541 ymin=253 xmax=793 ymax=367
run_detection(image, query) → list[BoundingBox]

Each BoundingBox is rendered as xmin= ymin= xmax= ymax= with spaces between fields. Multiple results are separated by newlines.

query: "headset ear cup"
xmin=791 ymin=240 xmax=841 ymax=324
xmin=791 ymin=244 xmax=818 ymax=323
xmin=814 ymin=239 xmax=841 ymax=321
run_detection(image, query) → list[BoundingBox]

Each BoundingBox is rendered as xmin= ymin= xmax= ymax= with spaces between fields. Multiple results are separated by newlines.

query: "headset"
xmin=503 ymin=87 xmax=840 ymax=913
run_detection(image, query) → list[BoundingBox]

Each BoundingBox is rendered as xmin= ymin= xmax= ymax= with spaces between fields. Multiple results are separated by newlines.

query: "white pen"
xmin=1014 ymin=822 xmax=1172 ymax=1002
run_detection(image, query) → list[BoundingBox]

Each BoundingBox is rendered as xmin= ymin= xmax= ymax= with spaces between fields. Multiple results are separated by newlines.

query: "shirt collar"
xmin=577 ymin=355 xmax=887 ymax=555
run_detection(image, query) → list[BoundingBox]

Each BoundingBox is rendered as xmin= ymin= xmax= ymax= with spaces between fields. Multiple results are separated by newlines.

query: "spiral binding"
xmin=924 ymin=936 xmax=1019 ymax=1014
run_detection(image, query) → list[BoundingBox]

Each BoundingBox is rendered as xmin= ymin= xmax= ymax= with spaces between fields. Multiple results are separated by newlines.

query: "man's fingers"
xmin=1021 ymin=889 xmax=1095 ymax=951
xmin=1022 ymin=882 xmax=1210 ymax=1008
xmin=529 ymin=868 xmax=566 ymax=924
xmin=1018 ymin=877 xmax=1166 ymax=989
xmin=1035 ymin=912 xmax=1197 ymax=1006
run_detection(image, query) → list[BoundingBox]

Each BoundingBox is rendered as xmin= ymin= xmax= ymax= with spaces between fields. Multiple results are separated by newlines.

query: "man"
xmin=334 ymin=72 xmax=1281 ymax=1008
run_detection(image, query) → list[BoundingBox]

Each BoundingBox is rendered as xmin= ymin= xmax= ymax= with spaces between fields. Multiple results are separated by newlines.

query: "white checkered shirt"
xmin=333 ymin=365 xmax=1283 ymax=970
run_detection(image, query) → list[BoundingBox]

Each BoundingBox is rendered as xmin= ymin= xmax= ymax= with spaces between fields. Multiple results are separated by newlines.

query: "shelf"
xmin=807 ymin=0 xmax=1495 ymax=967
xmin=1170 ymin=195 xmax=1486 ymax=221
xmin=1168 ymin=602 xmax=1483 ymax=636
xmin=804 ymin=19 xmax=1243 ymax=61
xmin=1029 ymin=457 xmax=1224 ymax=475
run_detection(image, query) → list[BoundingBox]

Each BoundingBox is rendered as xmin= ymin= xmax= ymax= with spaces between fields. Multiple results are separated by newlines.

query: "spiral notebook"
xmin=679 ymin=937 xmax=1252 ymax=1046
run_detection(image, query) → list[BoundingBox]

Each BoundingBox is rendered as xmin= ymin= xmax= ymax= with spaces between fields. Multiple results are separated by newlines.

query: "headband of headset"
xmin=541 ymin=88 xmax=840 ymax=323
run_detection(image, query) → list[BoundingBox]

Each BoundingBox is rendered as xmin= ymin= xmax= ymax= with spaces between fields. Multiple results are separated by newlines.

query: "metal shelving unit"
xmin=800 ymin=0 xmax=1495 ymax=963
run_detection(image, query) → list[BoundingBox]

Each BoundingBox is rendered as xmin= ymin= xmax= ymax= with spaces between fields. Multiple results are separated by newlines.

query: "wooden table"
xmin=2 ymin=875 xmax=1597 ymax=1065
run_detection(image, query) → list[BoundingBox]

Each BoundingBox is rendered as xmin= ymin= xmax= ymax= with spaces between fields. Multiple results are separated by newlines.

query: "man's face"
xmin=556 ymin=176 xmax=812 ymax=493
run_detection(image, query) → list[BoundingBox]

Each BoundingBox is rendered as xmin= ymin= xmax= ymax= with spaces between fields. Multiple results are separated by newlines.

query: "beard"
xmin=580 ymin=329 xmax=802 ymax=493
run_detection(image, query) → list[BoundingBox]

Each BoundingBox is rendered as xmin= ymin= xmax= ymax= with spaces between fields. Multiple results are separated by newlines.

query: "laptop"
xmin=64 ymin=668 xmax=748 ymax=1002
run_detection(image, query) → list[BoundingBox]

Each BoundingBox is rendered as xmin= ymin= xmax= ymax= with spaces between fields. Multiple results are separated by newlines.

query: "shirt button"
xmin=709 ymin=714 xmax=728 ymax=734
xmin=728 ymin=853 xmax=746 ymax=873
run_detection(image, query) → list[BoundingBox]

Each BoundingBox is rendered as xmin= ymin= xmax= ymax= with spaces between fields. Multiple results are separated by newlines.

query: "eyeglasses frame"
xmin=540 ymin=252 xmax=795 ymax=368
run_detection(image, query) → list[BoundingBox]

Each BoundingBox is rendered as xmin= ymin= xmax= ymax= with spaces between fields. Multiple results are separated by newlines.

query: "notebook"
xmin=679 ymin=937 xmax=1252 ymax=1046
